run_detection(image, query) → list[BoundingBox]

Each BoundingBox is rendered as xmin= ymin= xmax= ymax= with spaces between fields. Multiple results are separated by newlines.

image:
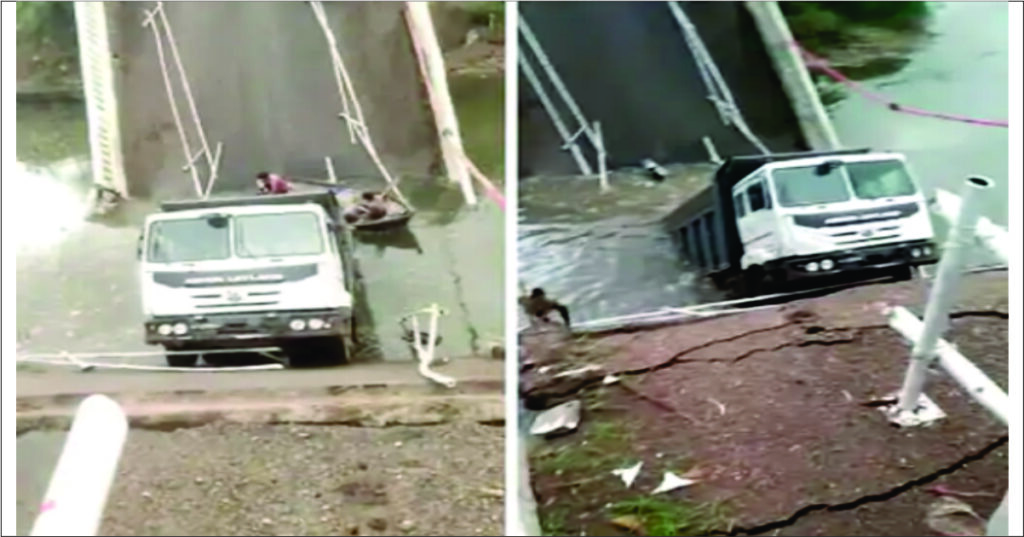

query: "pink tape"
xmin=792 ymin=41 xmax=1009 ymax=128
xmin=40 ymin=499 xmax=57 ymax=514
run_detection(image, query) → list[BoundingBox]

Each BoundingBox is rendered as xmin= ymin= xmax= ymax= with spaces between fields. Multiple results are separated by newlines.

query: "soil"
xmin=19 ymin=422 xmax=503 ymax=536
xmin=523 ymin=272 xmax=1009 ymax=536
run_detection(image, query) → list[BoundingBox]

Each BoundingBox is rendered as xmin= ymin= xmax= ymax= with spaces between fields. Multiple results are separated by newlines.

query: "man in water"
xmin=256 ymin=172 xmax=293 ymax=194
xmin=344 ymin=192 xmax=389 ymax=223
xmin=519 ymin=288 xmax=571 ymax=328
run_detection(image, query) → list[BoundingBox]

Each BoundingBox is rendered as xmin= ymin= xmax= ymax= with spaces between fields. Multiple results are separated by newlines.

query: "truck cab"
xmin=138 ymin=192 xmax=358 ymax=367
xmin=732 ymin=152 xmax=937 ymax=284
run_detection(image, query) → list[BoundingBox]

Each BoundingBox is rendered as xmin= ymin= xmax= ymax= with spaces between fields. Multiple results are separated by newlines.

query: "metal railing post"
xmin=894 ymin=176 xmax=993 ymax=419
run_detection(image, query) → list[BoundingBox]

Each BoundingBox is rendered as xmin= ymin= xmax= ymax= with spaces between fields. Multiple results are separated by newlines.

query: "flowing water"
xmin=517 ymin=2 xmax=1009 ymax=323
xmin=14 ymin=73 xmax=505 ymax=365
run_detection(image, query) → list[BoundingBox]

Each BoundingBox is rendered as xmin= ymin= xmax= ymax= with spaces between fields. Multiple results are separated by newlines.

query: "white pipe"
xmin=408 ymin=306 xmax=456 ymax=388
xmin=18 ymin=358 xmax=285 ymax=372
xmin=702 ymin=136 xmax=723 ymax=164
xmin=932 ymin=188 xmax=1008 ymax=264
xmin=17 ymin=347 xmax=284 ymax=361
xmin=594 ymin=121 xmax=609 ymax=191
xmin=404 ymin=3 xmax=478 ymax=206
xmin=888 ymin=306 xmax=1008 ymax=425
xmin=519 ymin=17 xmax=599 ymax=149
xmin=518 ymin=51 xmax=593 ymax=176
xmin=30 ymin=395 xmax=128 ymax=536
xmin=897 ymin=176 xmax=993 ymax=414
xmin=325 ymin=156 xmax=338 ymax=184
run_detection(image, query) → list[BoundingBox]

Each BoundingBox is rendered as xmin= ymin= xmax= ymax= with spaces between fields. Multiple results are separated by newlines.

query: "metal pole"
xmin=896 ymin=176 xmax=993 ymax=415
xmin=932 ymin=188 xmax=1008 ymax=264
xmin=404 ymin=2 xmax=478 ymax=205
xmin=518 ymin=51 xmax=593 ymax=176
xmin=31 ymin=395 xmax=128 ymax=536
xmin=519 ymin=16 xmax=599 ymax=148
xmin=888 ymin=306 xmax=1008 ymax=426
xmin=594 ymin=121 xmax=609 ymax=191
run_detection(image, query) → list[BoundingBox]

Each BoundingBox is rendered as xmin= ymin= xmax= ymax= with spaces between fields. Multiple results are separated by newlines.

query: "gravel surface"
xmin=88 ymin=422 xmax=503 ymax=536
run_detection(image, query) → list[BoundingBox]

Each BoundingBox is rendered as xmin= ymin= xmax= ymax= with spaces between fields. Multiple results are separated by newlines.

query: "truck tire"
xmin=889 ymin=265 xmax=915 ymax=282
xmin=165 ymin=351 xmax=198 ymax=367
xmin=741 ymin=266 xmax=767 ymax=297
xmin=288 ymin=337 xmax=348 ymax=367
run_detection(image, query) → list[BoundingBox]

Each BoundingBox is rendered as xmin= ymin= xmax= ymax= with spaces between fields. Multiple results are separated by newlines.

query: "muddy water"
xmin=518 ymin=165 xmax=726 ymax=325
xmin=15 ymin=75 xmax=504 ymax=365
xmin=518 ymin=4 xmax=1009 ymax=321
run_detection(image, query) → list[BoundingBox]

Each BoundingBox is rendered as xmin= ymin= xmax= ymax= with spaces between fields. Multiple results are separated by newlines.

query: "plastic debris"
xmin=651 ymin=472 xmax=697 ymax=494
xmin=603 ymin=375 xmax=621 ymax=385
xmin=610 ymin=515 xmax=644 ymax=534
xmin=529 ymin=400 xmax=581 ymax=436
xmin=925 ymin=496 xmax=985 ymax=536
xmin=611 ymin=462 xmax=643 ymax=488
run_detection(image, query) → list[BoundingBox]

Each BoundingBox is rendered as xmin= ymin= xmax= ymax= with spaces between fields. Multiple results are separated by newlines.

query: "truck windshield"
xmin=147 ymin=217 xmax=230 ymax=263
xmin=847 ymin=160 xmax=918 ymax=199
xmin=771 ymin=165 xmax=851 ymax=207
xmin=235 ymin=212 xmax=325 ymax=258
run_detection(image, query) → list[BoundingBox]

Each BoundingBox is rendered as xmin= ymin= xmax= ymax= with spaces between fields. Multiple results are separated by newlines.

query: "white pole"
xmin=932 ymin=188 xmax=1009 ymax=264
xmin=30 ymin=395 xmax=129 ymax=536
xmin=896 ymin=176 xmax=993 ymax=415
xmin=594 ymin=121 xmax=609 ymax=191
xmin=325 ymin=156 xmax=338 ymax=184
xmin=519 ymin=52 xmax=593 ymax=176
xmin=519 ymin=17 xmax=599 ymax=149
xmin=888 ymin=306 xmax=1008 ymax=426
xmin=404 ymin=2 xmax=477 ymax=206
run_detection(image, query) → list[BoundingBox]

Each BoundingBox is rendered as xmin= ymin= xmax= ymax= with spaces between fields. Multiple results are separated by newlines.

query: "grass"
xmin=608 ymin=496 xmax=728 ymax=537
xmin=532 ymin=418 xmax=634 ymax=475
xmin=781 ymin=1 xmax=930 ymax=51
xmin=539 ymin=506 xmax=571 ymax=537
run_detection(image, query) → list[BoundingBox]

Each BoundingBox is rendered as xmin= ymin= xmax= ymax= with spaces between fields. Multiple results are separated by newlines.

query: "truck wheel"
xmin=165 ymin=352 xmax=198 ymax=368
xmin=890 ymin=265 xmax=915 ymax=282
xmin=288 ymin=337 xmax=347 ymax=367
xmin=741 ymin=267 xmax=766 ymax=297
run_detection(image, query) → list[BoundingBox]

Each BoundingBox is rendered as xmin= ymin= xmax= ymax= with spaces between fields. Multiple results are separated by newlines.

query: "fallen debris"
xmin=611 ymin=461 xmax=643 ymax=488
xmin=925 ymin=496 xmax=985 ymax=536
xmin=651 ymin=472 xmax=697 ymax=494
xmin=530 ymin=400 xmax=582 ymax=436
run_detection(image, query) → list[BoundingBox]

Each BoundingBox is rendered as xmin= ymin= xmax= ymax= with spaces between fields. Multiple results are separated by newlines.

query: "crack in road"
xmin=721 ymin=435 xmax=1009 ymax=536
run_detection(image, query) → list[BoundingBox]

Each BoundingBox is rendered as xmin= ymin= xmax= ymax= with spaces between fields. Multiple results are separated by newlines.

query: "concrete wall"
xmin=107 ymin=2 xmax=438 ymax=199
xmin=519 ymin=1 xmax=808 ymax=177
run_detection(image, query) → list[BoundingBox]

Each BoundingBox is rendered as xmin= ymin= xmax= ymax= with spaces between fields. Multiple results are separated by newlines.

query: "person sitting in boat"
xmin=343 ymin=192 xmax=389 ymax=224
xmin=256 ymin=172 xmax=293 ymax=194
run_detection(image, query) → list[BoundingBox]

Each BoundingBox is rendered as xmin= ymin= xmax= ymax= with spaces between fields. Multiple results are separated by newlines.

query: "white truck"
xmin=663 ymin=148 xmax=939 ymax=295
xmin=137 ymin=192 xmax=359 ymax=366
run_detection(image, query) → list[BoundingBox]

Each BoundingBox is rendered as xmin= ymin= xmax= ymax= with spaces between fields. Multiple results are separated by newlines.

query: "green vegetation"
xmin=782 ymin=1 xmax=930 ymax=50
xmin=608 ymin=496 xmax=728 ymax=537
xmin=532 ymin=419 xmax=634 ymax=475
xmin=454 ymin=1 xmax=504 ymax=33
xmin=17 ymin=1 xmax=80 ymax=88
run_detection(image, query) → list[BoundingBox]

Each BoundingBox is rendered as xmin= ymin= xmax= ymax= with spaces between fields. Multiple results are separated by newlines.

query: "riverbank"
xmin=522 ymin=271 xmax=1008 ymax=536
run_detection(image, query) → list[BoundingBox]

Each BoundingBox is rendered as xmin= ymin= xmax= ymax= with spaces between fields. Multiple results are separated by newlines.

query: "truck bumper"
xmin=773 ymin=240 xmax=939 ymax=281
xmin=144 ymin=308 xmax=351 ymax=347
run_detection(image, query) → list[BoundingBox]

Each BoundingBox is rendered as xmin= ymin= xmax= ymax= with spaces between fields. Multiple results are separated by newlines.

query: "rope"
xmin=792 ymin=41 xmax=1009 ymax=129
xmin=308 ymin=1 xmax=413 ymax=209
xmin=668 ymin=2 xmax=770 ymax=155
xmin=464 ymin=155 xmax=506 ymax=210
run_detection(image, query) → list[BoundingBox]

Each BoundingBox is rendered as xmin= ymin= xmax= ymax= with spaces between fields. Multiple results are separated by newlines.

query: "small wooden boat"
xmin=286 ymin=176 xmax=415 ymax=231
xmin=337 ymin=190 xmax=415 ymax=232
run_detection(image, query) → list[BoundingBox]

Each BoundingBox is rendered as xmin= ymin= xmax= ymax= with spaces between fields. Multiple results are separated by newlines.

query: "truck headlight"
xmin=308 ymin=318 xmax=325 ymax=330
xmin=806 ymin=261 xmax=820 ymax=273
xmin=820 ymin=259 xmax=835 ymax=271
xmin=923 ymin=245 xmax=933 ymax=256
xmin=173 ymin=322 xmax=189 ymax=335
xmin=158 ymin=324 xmax=173 ymax=336
xmin=289 ymin=319 xmax=307 ymax=331
xmin=910 ymin=248 xmax=922 ymax=258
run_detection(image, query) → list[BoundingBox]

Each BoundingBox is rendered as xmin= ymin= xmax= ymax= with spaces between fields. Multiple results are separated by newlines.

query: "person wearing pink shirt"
xmin=256 ymin=172 xmax=293 ymax=194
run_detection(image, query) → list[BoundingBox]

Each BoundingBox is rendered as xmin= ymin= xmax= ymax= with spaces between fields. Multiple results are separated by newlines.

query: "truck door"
xmin=735 ymin=174 xmax=778 ymax=263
